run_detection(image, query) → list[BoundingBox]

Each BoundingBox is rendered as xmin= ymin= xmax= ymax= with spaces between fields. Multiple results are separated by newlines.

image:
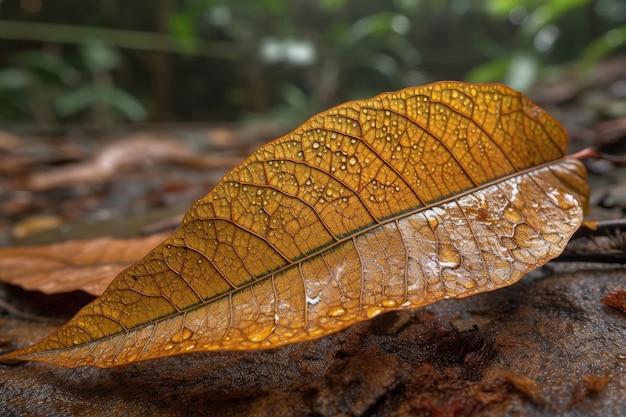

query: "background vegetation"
xmin=0 ymin=0 xmax=625 ymax=127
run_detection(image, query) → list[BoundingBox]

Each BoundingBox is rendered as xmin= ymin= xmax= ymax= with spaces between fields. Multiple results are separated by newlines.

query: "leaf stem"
xmin=567 ymin=147 xmax=626 ymax=165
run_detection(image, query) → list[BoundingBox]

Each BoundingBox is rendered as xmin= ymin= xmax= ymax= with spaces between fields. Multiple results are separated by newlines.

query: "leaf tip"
xmin=0 ymin=346 xmax=33 ymax=365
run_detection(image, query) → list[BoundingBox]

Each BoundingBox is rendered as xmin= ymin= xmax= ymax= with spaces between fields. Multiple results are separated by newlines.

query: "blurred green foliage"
xmin=0 ymin=0 xmax=624 ymax=126
xmin=0 ymin=43 xmax=146 ymax=124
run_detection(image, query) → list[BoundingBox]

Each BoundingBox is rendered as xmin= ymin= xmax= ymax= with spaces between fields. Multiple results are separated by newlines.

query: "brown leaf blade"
xmin=0 ymin=233 xmax=170 ymax=296
xmin=1 ymin=82 xmax=589 ymax=367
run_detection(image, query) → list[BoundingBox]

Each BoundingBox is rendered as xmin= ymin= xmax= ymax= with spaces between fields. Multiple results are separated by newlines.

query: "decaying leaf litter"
xmin=0 ymin=82 xmax=591 ymax=367
xmin=0 ymin=77 xmax=625 ymax=417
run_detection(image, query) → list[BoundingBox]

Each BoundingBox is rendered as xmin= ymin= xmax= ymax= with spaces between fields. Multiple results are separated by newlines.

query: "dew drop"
xmin=504 ymin=204 xmax=522 ymax=223
xmin=163 ymin=343 xmax=176 ymax=351
xmin=366 ymin=306 xmax=384 ymax=318
xmin=171 ymin=327 xmax=194 ymax=343
xmin=312 ymin=142 xmax=320 ymax=149
xmin=428 ymin=217 xmax=439 ymax=230
xmin=123 ymin=352 xmax=139 ymax=363
xmin=381 ymin=299 xmax=397 ymax=308
xmin=84 ymin=354 xmax=96 ymax=364
xmin=348 ymin=156 xmax=357 ymax=166
xmin=327 ymin=306 xmax=347 ymax=317
xmin=541 ymin=233 xmax=563 ymax=244
xmin=247 ymin=333 xmax=268 ymax=343
xmin=512 ymin=224 xmax=535 ymax=248
xmin=439 ymin=248 xmax=461 ymax=269
xmin=462 ymin=280 xmax=477 ymax=290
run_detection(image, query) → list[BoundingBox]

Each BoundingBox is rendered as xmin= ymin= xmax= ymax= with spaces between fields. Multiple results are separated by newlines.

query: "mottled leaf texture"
xmin=1 ymin=82 xmax=589 ymax=368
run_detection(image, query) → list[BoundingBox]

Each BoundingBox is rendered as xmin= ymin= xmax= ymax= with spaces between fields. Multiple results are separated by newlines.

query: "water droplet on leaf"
xmin=327 ymin=306 xmax=347 ymax=317
xmin=171 ymin=327 xmax=194 ymax=343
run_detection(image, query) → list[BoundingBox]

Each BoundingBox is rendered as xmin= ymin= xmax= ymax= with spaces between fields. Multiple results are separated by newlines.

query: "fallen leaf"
xmin=0 ymin=233 xmax=170 ymax=296
xmin=1 ymin=82 xmax=589 ymax=368
xmin=602 ymin=290 xmax=626 ymax=313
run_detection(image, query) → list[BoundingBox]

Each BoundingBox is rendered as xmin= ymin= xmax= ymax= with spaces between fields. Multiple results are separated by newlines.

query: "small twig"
xmin=557 ymin=219 xmax=626 ymax=263
xmin=597 ymin=152 xmax=626 ymax=166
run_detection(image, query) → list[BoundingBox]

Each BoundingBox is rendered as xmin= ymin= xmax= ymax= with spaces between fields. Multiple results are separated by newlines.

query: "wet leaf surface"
xmin=0 ymin=82 xmax=590 ymax=368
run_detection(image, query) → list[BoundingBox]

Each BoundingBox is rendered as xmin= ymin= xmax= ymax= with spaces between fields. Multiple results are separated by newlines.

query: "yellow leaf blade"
xmin=1 ymin=82 xmax=589 ymax=368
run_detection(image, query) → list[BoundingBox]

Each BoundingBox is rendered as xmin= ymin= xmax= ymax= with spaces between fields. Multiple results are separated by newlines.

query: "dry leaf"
xmin=1 ymin=82 xmax=589 ymax=368
xmin=602 ymin=290 xmax=626 ymax=313
xmin=0 ymin=233 xmax=170 ymax=296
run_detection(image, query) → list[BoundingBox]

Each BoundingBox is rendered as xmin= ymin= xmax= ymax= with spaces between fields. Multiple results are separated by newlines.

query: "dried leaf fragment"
xmin=0 ymin=82 xmax=589 ymax=368
xmin=0 ymin=233 xmax=170 ymax=296
xmin=602 ymin=290 xmax=626 ymax=314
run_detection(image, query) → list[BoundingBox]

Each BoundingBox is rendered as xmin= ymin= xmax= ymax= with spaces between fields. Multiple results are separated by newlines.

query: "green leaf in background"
xmin=80 ymin=42 xmax=122 ymax=73
xmin=169 ymin=11 xmax=198 ymax=55
xmin=54 ymin=85 xmax=147 ymax=122
xmin=0 ymin=68 xmax=32 ymax=90
xmin=579 ymin=24 xmax=626 ymax=73
xmin=11 ymin=50 xmax=80 ymax=85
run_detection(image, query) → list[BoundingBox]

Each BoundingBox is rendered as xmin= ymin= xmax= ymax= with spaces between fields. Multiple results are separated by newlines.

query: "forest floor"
xmin=0 ymin=63 xmax=625 ymax=416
